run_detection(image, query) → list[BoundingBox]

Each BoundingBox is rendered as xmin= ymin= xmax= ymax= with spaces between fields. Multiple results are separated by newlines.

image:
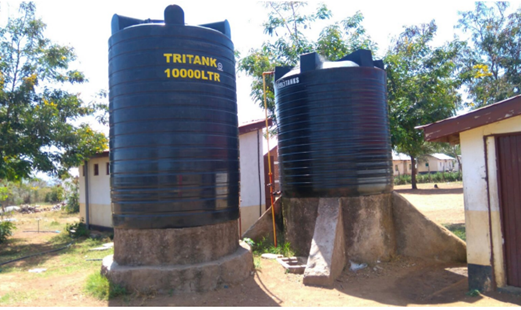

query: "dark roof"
xmin=238 ymin=118 xmax=273 ymax=135
xmin=416 ymin=95 xmax=521 ymax=144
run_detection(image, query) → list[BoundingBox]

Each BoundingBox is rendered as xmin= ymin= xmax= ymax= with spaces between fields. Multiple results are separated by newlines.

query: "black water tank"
xmin=275 ymin=50 xmax=392 ymax=198
xmin=109 ymin=5 xmax=239 ymax=229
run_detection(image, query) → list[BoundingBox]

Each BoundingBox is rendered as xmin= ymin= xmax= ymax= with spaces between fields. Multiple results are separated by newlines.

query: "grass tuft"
xmin=84 ymin=272 xmax=126 ymax=301
xmin=249 ymin=237 xmax=295 ymax=258
xmin=443 ymin=223 xmax=466 ymax=241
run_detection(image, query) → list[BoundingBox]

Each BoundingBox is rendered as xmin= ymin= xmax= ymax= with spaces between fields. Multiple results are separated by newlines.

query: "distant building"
xmin=392 ymin=151 xmax=412 ymax=176
xmin=417 ymin=153 xmax=455 ymax=174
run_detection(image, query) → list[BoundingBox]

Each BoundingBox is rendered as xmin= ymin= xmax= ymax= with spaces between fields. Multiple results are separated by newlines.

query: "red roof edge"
xmin=417 ymin=95 xmax=521 ymax=143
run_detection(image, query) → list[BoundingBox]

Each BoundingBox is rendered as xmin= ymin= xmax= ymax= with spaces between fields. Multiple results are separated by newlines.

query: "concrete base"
xmin=303 ymin=198 xmax=346 ymax=287
xmin=101 ymin=241 xmax=253 ymax=294
xmin=283 ymin=193 xmax=396 ymax=262
xmin=114 ymin=221 xmax=239 ymax=266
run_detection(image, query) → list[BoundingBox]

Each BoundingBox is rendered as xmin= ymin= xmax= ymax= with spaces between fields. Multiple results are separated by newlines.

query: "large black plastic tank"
xmin=109 ymin=5 xmax=239 ymax=229
xmin=275 ymin=50 xmax=392 ymax=198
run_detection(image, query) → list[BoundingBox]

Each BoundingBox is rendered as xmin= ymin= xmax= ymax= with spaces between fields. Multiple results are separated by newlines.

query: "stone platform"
xmin=102 ymin=220 xmax=253 ymax=293
xmin=102 ymin=241 xmax=253 ymax=294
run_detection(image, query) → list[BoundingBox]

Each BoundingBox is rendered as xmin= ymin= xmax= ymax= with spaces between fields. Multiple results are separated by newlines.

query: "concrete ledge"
xmin=114 ymin=220 xmax=238 ymax=266
xmin=102 ymin=241 xmax=253 ymax=294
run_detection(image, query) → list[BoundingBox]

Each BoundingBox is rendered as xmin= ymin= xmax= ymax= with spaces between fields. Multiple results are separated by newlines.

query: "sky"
xmin=1 ymin=0 xmax=520 ymax=179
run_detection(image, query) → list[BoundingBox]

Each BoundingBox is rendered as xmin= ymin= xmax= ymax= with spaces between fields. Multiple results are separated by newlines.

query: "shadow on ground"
xmin=394 ymin=188 xmax=463 ymax=196
xmin=107 ymin=271 xmax=281 ymax=307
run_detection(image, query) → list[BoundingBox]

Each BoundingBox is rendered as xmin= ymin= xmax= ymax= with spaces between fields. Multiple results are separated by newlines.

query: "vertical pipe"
xmin=257 ymin=129 xmax=262 ymax=217
xmin=262 ymin=71 xmax=277 ymax=247
xmin=84 ymin=160 xmax=90 ymax=230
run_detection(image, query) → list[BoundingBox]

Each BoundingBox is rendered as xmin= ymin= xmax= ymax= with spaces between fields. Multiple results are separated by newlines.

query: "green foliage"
xmin=63 ymin=177 xmax=79 ymax=213
xmin=0 ymin=220 xmax=16 ymax=243
xmin=385 ymin=21 xmax=463 ymax=189
xmin=457 ymin=2 xmax=521 ymax=108
xmin=466 ymin=289 xmax=480 ymax=297
xmin=394 ymin=172 xmax=462 ymax=185
xmin=45 ymin=185 xmax=64 ymax=203
xmin=238 ymin=2 xmax=376 ymax=125
xmin=0 ymin=2 xmax=107 ymax=181
xmin=249 ymin=237 xmax=295 ymax=258
xmin=443 ymin=224 xmax=466 ymax=241
xmin=65 ymin=219 xmax=89 ymax=238
xmin=84 ymin=272 xmax=127 ymax=301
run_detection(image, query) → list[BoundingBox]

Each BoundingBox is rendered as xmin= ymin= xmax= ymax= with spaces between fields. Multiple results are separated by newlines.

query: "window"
xmin=409 ymin=164 xmax=412 ymax=170
xmin=395 ymin=165 xmax=398 ymax=172
xmin=106 ymin=162 xmax=110 ymax=175
xmin=94 ymin=164 xmax=99 ymax=176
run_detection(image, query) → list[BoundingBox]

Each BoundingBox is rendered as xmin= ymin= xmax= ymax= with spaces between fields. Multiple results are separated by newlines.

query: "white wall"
xmin=460 ymin=114 xmax=521 ymax=287
xmin=79 ymin=156 xmax=112 ymax=228
xmin=239 ymin=130 xmax=266 ymax=234
xmin=417 ymin=156 xmax=453 ymax=173
xmin=392 ymin=160 xmax=411 ymax=176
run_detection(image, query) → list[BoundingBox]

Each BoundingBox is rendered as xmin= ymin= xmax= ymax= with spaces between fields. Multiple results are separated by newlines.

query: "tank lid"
xmin=275 ymin=49 xmax=384 ymax=81
xmin=110 ymin=5 xmax=231 ymax=39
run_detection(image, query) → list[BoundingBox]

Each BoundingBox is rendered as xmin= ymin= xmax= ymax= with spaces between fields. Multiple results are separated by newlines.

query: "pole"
xmin=262 ymin=71 xmax=277 ymax=247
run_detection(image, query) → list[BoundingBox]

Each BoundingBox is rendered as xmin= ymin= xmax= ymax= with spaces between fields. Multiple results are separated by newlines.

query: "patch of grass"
xmin=443 ymin=223 xmax=466 ymax=241
xmin=249 ymin=237 xmax=295 ymax=258
xmin=84 ymin=272 xmax=127 ymax=301
xmin=254 ymin=256 xmax=262 ymax=270
xmin=0 ymin=290 xmax=38 ymax=305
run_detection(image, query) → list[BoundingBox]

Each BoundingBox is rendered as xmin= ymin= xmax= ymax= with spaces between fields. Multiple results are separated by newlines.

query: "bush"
xmin=45 ymin=185 xmax=64 ymax=203
xmin=249 ymin=237 xmax=295 ymax=258
xmin=394 ymin=171 xmax=462 ymax=185
xmin=0 ymin=221 xmax=16 ymax=244
xmin=65 ymin=219 xmax=89 ymax=238
xmin=64 ymin=178 xmax=80 ymax=213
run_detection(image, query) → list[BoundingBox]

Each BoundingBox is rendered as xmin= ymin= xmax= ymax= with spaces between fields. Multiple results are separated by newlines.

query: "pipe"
xmin=257 ymin=129 xmax=262 ymax=217
xmin=84 ymin=160 xmax=90 ymax=230
xmin=0 ymin=244 xmax=71 ymax=266
xmin=262 ymin=71 xmax=277 ymax=247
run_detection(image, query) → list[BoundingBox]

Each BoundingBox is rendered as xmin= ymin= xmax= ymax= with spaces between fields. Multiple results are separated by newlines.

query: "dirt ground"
xmin=1 ymin=186 xmax=521 ymax=307
xmin=394 ymin=182 xmax=465 ymax=225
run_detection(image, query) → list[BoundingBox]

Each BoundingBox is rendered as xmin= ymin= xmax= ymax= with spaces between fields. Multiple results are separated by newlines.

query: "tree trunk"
xmin=410 ymin=155 xmax=418 ymax=190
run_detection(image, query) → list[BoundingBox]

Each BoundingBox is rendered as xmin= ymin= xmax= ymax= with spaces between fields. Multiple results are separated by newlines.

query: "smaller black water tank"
xmin=275 ymin=50 xmax=392 ymax=198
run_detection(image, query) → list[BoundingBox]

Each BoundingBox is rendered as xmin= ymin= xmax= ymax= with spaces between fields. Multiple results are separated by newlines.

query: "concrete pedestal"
xmin=283 ymin=193 xmax=396 ymax=263
xmin=102 ymin=220 xmax=253 ymax=293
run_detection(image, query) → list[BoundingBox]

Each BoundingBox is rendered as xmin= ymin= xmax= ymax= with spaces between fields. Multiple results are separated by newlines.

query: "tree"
xmin=0 ymin=2 xmax=107 ymax=183
xmin=386 ymin=21 xmax=463 ymax=189
xmin=238 ymin=1 xmax=376 ymax=125
xmin=457 ymin=2 xmax=521 ymax=108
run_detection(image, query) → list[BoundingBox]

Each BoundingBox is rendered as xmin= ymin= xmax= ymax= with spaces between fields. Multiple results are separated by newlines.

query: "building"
xmin=79 ymin=119 xmax=272 ymax=235
xmin=417 ymin=153 xmax=455 ymax=174
xmin=418 ymin=95 xmax=521 ymax=292
xmin=392 ymin=151 xmax=412 ymax=176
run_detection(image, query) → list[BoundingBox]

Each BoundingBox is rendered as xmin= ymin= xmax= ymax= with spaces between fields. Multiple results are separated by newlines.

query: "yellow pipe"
xmin=262 ymin=71 xmax=277 ymax=247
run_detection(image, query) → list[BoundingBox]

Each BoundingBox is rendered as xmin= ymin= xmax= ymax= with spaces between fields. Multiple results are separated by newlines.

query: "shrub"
xmin=45 ymin=185 xmax=64 ymax=203
xmin=0 ymin=220 xmax=16 ymax=244
xmin=65 ymin=219 xmax=89 ymax=238
xmin=64 ymin=178 xmax=80 ymax=213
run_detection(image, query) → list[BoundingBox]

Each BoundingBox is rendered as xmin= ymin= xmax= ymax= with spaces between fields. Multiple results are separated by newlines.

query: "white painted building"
xmin=79 ymin=120 xmax=271 ymax=235
xmin=392 ymin=151 xmax=412 ymax=176
xmin=417 ymin=153 xmax=455 ymax=174
xmin=79 ymin=151 xmax=111 ymax=230
xmin=419 ymin=95 xmax=521 ymax=292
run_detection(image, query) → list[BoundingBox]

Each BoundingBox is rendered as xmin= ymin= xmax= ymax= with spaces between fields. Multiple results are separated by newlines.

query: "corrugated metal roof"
xmin=392 ymin=151 xmax=411 ymax=161
xmin=430 ymin=153 xmax=455 ymax=160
